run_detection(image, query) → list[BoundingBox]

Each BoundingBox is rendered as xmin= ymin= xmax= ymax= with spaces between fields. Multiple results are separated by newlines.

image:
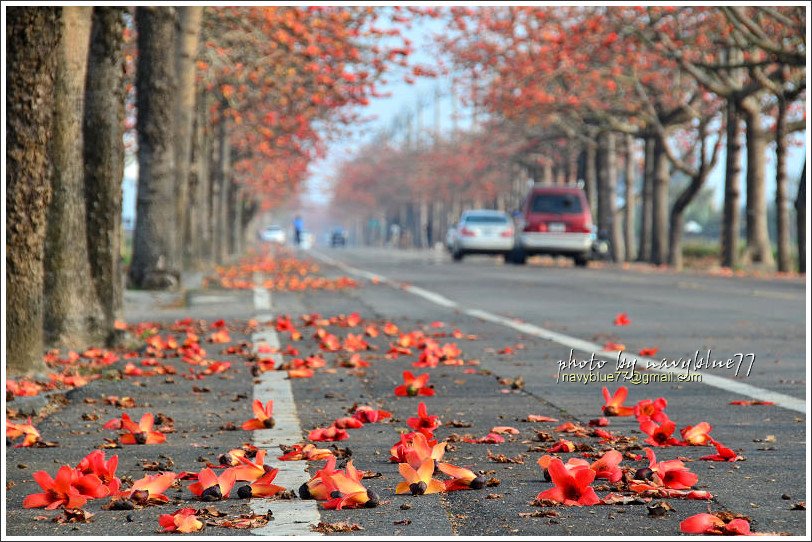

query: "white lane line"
xmin=310 ymin=251 xmax=806 ymax=415
xmin=250 ymin=282 xmax=321 ymax=536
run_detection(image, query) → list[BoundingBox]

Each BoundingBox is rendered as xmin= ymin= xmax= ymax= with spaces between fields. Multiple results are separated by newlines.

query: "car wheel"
xmin=452 ymin=247 xmax=464 ymax=262
xmin=509 ymin=246 xmax=526 ymax=265
xmin=574 ymin=254 xmax=589 ymax=267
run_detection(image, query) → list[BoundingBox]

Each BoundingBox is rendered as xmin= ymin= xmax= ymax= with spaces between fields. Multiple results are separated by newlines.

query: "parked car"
xmin=448 ymin=210 xmax=515 ymax=261
xmin=259 ymin=225 xmax=286 ymax=244
xmin=330 ymin=228 xmax=348 ymax=247
xmin=299 ymin=230 xmax=315 ymax=249
xmin=508 ymin=185 xmax=593 ymax=267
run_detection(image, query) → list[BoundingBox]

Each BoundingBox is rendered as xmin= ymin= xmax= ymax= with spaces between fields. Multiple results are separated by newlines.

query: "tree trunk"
xmin=584 ymin=140 xmax=598 ymax=217
xmin=740 ymin=97 xmax=775 ymax=267
xmin=651 ymin=135 xmax=670 ymax=265
xmin=217 ymin=118 xmax=231 ymax=262
xmin=231 ymin=185 xmax=243 ymax=256
xmin=774 ymin=94 xmax=791 ymax=272
xmin=795 ymin=160 xmax=806 ymax=274
xmin=418 ymin=196 xmax=429 ymax=248
xmin=721 ymin=101 xmax=742 ymax=268
xmin=638 ymin=136 xmax=655 ymax=262
xmin=84 ymin=7 xmax=126 ymax=340
xmin=44 ymin=7 xmax=103 ymax=348
xmin=130 ymin=7 xmax=179 ymax=289
xmin=567 ymin=144 xmax=579 ymax=184
xmin=173 ymin=7 xmax=202 ymax=270
xmin=188 ymin=91 xmax=210 ymax=265
xmin=623 ymin=134 xmax=637 ymax=261
xmin=597 ymin=132 xmax=621 ymax=261
xmin=669 ymin=173 xmax=710 ymax=271
xmin=6 ymin=7 xmax=61 ymax=375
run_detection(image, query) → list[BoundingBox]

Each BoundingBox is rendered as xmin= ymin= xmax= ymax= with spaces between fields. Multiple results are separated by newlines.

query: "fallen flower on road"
xmin=6 ymin=418 xmax=43 ymax=448
xmin=308 ymin=425 xmax=350 ymax=442
xmin=352 ymin=406 xmax=392 ymax=423
xmin=394 ymin=371 xmax=435 ymax=397
xmin=278 ymin=443 xmax=334 ymax=461
xmin=589 ymin=449 xmax=623 ymax=483
xmin=613 ymin=312 xmax=631 ymax=326
xmin=527 ymin=414 xmax=559 ymax=423
xmin=242 ymin=399 xmax=275 ymax=430
xmin=189 ymin=468 xmax=237 ymax=501
xmin=535 ymin=457 xmax=600 ymax=506
xmin=638 ymin=347 xmax=659 ymax=357
xmin=407 ymin=402 xmax=440 ymax=432
xmin=237 ymin=468 xmax=285 ymax=498
xmin=729 ymin=400 xmax=776 ymax=406
xmin=699 ymin=439 xmax=745 ymax=462
xmin=638 ymin=415 xmax=680 ymax=447
xmin=679 ymin=513 xmax=751 ymax=535
xmin=76 ymin=451 xmax=120 ymax=494
xmin=438 ymin=463 xmax=485 ymax=491
xmin=120 ymin=472 xmax=176 ymax=505
xmin=633 ymin=397 xmax=668 ymax=422
xmin=396 ymin=459 xmax=445 ymax=495
xmin=23 ymin=466 xmax=108 ymax=510
xmin=680 ymin=422 xmax=713 ymax=445
xmin=603 ymin=342 xmax=626 ymax=352
xmin=491 ymin=426 xmax=520 ymax=435
xmin=332 ymin=417 xmax=365 ymax=430
xmin=298 ymin=457 xmax=340 ymax=500
xmin=322 ymin=461 xmax=379 ymax=509
xmin=631 ymin=448 xmax=698 ymax=492
xmin=546 ymin=439 xmax=576 ymax=453
xmin=464 ymin=433 xmax=506 ymax=444
xmin=390 ymin=431 xmax=445 ymax=467
xmin=601 ymin=386 xmax=635 ymax=416
xmin=158 ymin=508 xmax=204 ymax=533
xmin=105 ymin=413 xmax=166 ymax=445
xmin=231 ymin=450 xmax=269 ymax=482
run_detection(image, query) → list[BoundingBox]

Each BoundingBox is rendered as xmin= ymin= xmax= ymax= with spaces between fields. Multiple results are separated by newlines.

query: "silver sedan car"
xmin=448 ymin=210 xmax=515 ymax=261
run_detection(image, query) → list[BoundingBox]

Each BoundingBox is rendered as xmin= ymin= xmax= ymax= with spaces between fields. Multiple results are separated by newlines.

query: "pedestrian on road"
xmin=293 ymin=215 xmax=304 ymax=246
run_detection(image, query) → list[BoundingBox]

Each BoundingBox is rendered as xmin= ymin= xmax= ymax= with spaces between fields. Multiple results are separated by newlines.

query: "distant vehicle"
xmin=260 ymin=225 xmax=286 ymax=244
xmin=508 ymin=185 xmax=593 ymax=267
xmin=684 ymin=220 xmax=703 ymax=234
xmin=448 ymin=209 xmax=515 ymax=262
xmin=330 ymin=228 xmax=348 ymax=247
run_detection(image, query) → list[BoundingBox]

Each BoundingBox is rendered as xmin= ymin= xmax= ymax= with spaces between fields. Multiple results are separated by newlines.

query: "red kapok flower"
xmin=680 ymin=422 xmax=713 ymax=445
xmin=332 ymin=417 xmax=364 ymax=430
xmin=406 ymin=402 xmax=440 ymax=433
xmin=601 ymin=386 xmax=634 ymax=417
xmin=158 ymin=508 xmax=203 ymax=533
xmin=679 ymin=513 xmax=751 ymax=535
xmin=109 ymin=413 xmax=166 ymax=445
xmin=633 ymin=397 xmax=668 ymax=422
xmin=613 ymin=312 xmax=631 ymax=326
xmin=395 ymin=459 xmax=445 ymax=495
xmin=122 ymin=472 xmax=177 ymax=505
xmin=308 ymin=425 xmax=349 ymax=442
xmin=23 ymin=466 xmax=108 ymax=510
xmin=6 ymin=417 xmax=42 ymax=447
xmin=536 ymin=457 xmax=600 ymax=506
xmin=437 ymin=462 xmax=485 ymax=491
xmin=352 ymin=406 xmax=392 ymax=423
xmin=242 ymin=400 xmax=275 ymax=430
xmin=76 ymin=450 xmax=120 ymax=494
xmin=699 ymin=439 xmax=744 ymax=462
xmin=237 ymin=467 xmax=285 ymax=499
xmin=231 ymin=450 xmax=269 ymax=482
xmin=394 ymin=371 xmax=435 ymax=397
xmin=188 ymin=468 xmax=237 ymax=501
xmin=639 ymin=415 xmax=680 ymax=447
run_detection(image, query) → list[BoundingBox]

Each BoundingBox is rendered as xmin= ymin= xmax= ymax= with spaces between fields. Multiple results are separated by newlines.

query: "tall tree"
xmin=6 ymin=7 xmax=61 ymax=374
xmin=130 ymin=6 xmax=179 ymax=289
xmin=623 ymin=134 xmax=637 ymax=261
xmin=174 ymin=7 xmax=203 ymax=268
xmin=84 ymin=6 xmax=127 ymax=338
xmin=44 ymin=7 xmax=103 ymax=348
xmin=795 ymin=161 xmax=806 ymax=274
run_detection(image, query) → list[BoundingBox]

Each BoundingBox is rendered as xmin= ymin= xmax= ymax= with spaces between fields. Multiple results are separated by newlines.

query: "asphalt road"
xmin=5 ymin=246 xmax=808 ymax=537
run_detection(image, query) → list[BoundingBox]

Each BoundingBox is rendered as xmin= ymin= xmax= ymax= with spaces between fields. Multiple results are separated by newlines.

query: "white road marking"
xmin=250 ymin=279 xmax=320 ymax=536
xmin=310 ymin=251 xmax=806 ymax=415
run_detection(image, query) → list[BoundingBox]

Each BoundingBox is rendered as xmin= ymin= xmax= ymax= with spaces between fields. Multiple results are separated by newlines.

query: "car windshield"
xmin=530 ymin=194 xmax=582 ymax=214
xmin=464 ymin=215 xmax=508 ymax=224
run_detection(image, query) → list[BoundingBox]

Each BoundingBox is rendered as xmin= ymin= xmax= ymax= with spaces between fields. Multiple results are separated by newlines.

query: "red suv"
xmin=509 ymin=185 xmax=594 ymax=267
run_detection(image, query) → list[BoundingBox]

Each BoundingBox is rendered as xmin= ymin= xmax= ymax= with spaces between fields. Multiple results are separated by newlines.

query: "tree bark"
xmin=668 ymin=171 xmax=709 ymax=271
xmin=638 ymin=136 xmax=655 ymax=262
xmin=623 ymin=134 xmax=637 ymax=261
xmin=173 ymin=7 xmax=202 ymax=270
xmin=44 ymin=7 xmax=103 ymax=348
xmin=584 ymin=140 xmax=598 ymax=217
xmin=651 ymin=135 xmax=670 ymax=265
xmin=795 ymin=160 xmax=806 ymax=274
xmin=188 ymin=91 xmax=210 ymax=265
xmin=597 ymin=132 xmax=622 ymax=261
xmin=774 ymin=93 xmax=791 ymax=272
xmin=84 ymin=7 xmax=126 ymax=342
xmin=721 ymin=101 xmax=742 ymax=268
xmin=130 ymin=6 xmax=179 ymax=289
xmin=740 ymin=97 xmax=775 ymax=267
xmin=216 ymin=116 xmax=231 ymax=262
xmin=6 ymin=7 xmax=61 ymax=375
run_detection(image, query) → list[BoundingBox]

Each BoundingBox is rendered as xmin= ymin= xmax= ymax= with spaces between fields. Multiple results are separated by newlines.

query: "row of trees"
xmin=7 ymin=6 xmax=419 ymax=374
xmin=332 ymin=6 xmax=806 ymax=272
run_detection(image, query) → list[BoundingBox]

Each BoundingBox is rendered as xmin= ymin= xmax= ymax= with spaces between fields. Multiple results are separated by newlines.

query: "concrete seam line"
xmin=310 ymin=251 xmax=806 ymax=415
xmin=250 ymin=277 xmax=321 ymax=536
